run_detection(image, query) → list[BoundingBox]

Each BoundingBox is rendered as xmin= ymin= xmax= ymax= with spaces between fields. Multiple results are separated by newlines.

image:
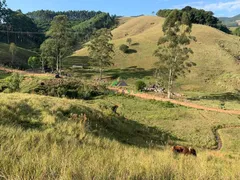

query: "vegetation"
xmin=28 ymin=56 xmax=40 ymax=70
xmin=154 ymin=10 xmax=196 ymax=98
xmin=0 ymin=42 xmax=37 ymax=69
xmin=0 ymin=2 xmax=240 ymax=179
xmin=26 ymin=10 xmax=104 ymax=31
xmin=135 ymin=80 xmax=146 ymax=91
xmin=233 ymin=27 xmax=240 ymax=36
xmin=73 ymin=13 xmax=116 ymax=43
xmin=219 ymin=15 xmax=240 ymax=27
xmin=40 ymin=15 xmax=74 ymax=74
xmin=126 ymin=38 xmax=132 ymax=45
xmin=0 ymin=9 xmax=45 ymax=48
xmin=119 ymin=44 xmax=129 ymax=53
xmin=9 ymin=42 xmax=17 ymax=65
xmin=87 ymin=28 xmax=114 ymax=80
xmin=157 ymin=6 xmax=231 ymax=34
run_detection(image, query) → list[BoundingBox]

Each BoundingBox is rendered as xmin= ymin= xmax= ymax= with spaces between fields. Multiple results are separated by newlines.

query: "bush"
xmin=5 ymin=73 xmax=23 ymax=92
xmin=135 ymin=80 xmax=146 ymax=91
xmin=119 ymin=44 xmax=129 ymax=53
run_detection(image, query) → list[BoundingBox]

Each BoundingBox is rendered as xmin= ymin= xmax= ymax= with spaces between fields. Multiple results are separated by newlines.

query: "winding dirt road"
xmin=109 ymin=87 xmax=240 ymax=151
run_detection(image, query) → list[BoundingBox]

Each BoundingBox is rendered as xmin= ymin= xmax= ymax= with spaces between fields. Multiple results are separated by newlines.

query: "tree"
xmin=0 ymin=0 xmax=6 ymax=21
xmin=234 ymin=27 xmax=240 ymax=36
xmin=9 ymin=42 xmax=17 ymax=66
xmin=119 ymin=44 xmax=129 ymax=53
xmin=154 ymin=10 xmax=196 ymax=99
xmin=28 ymin=56 xmax=40 ymax=70
xmin=126 ymin=38 xmax=132 ymax=46
xmin=40 ymin=15 xmax=73 ymax=74
xmin=87 ymin=28 xmax=114 ymax=80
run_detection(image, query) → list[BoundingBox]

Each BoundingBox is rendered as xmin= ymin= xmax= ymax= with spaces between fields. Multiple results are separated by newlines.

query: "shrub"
xmin=5 ymin=73 xmax=23 ymax=92
xmin=119 ymin=44 xmax=129 ymax=53
xmin=135 ymin=80 xmax=146 ymax=91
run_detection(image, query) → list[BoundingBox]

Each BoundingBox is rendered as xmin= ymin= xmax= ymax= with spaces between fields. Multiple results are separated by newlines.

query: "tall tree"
xmin=40 ymin=15 xmax=73 ymax=74
xmin=154 ymin=10 xmax=196 ymax=99
xmin=87 ymin=28 xmax=114 ymax=80
xmin=9 ymin=42 xmax=17 ymax=65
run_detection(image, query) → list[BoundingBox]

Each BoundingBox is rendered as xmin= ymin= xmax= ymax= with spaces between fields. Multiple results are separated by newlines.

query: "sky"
xmin=6 ymin=0 xmax=240 ymax=17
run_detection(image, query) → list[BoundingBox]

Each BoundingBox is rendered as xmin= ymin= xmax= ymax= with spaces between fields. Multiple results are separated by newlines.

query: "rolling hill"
xmin=73 ymin=16 xmax=240 ymax=93
xmin=219 ymin=15 xmax=240 ymax=27
xmin=0 ymin=43 xmax=37 ymax=69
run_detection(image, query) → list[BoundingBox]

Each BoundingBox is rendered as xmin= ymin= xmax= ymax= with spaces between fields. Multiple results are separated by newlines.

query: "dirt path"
xmin=109 ymin=87 xmax=240 ymax=151
xmin=214 ymin=126 xmax=240 ymax=150
xmin=109 ymin=87 xmax=240 ymax=115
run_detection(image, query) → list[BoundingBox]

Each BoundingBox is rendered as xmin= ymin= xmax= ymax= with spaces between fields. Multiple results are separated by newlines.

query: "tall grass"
xmin=0 ymin=93 xmax=240 ymax=179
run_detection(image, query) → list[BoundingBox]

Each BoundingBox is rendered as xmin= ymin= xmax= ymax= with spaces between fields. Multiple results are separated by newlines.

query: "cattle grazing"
xmin=172 ymin=145 xmax=197 ymax=157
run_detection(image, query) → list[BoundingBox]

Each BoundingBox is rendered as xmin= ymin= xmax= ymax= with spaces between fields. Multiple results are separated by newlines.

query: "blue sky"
xmin=6 ymin=0 xmax=240 ymax=17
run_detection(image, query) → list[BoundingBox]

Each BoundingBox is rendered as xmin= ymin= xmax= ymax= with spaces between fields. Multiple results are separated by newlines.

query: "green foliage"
xmin=135 ymin=80 xmax=146 ymax=91
xmin=40 ymin=15 xmax=74 ymax=73
xmin=0 ymin=9 xmax=44 ymax=48
xmin=157 ymin=6 xmax=230 ymax=34
xmin=126 ymin=38 xmax=132 ymax=45
xmin=73 ymin=13 xmax=116 ymax=43
xmin=28 ymin=56 xmax=40 ymax=69
xmin=119 ymin=44 xmax=129 ymax=53
xmin=233 ymin=27 xmax=240 ymax=36
xmin=5 ymin=73 xmax=23 ymax=92
xmin=9 ymin=42 xmax=17 ymax=65
xmin=87 ymin=28 xmax=114 ymax=80
xmin=30 ymin=78 xmax=107 ymax=100
xmin=26 ymin=10 xmax=104 ymax=31
xmin=154 ymin=10 xmax=195 ymax=98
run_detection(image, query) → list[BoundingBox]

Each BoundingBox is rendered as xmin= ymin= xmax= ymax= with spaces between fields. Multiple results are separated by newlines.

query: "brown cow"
xmin=172 ymin=145 xmax=197 ymax=157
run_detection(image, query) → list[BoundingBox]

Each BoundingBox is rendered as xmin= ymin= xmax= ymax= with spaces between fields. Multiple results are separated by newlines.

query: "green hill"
xmin=73 ymin=16 xmax=240 ymax=93
xmin=219 ymin=14 xmax=240 ymax=27
xmin=0 ymin=43 xmax=37 ymax=69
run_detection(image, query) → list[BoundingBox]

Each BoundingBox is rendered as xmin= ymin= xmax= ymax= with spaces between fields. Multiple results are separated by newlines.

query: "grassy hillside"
xmin=0 ymin=43 xmax=37 ymax=69
xmin=0 ymin=92 xmax=240 ymax=179
xmin=72 ymin=16 xmax=240 ymax=93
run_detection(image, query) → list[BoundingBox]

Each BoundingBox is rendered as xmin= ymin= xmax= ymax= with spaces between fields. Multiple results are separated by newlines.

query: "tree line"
xmin=26 ymin=10 xmax=105 ymax=31
xmin=0 ymin=1 xmax=116 ymax=49
xmin=157 ymin=6 xmax=231 ymax=34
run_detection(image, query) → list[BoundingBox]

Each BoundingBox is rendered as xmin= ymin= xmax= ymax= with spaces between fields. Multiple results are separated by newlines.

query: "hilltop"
xmin=73 ymin=16 xmax=240 ymax=93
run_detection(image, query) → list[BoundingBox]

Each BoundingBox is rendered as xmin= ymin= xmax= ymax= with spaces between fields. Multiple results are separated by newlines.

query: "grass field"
xmin=220 ymin=128 xmax=240 ymax=153
xmin=70 ymin=16 xmax=240 ymax=93
xmin=0 ymin=92 xmax=240 ymax=179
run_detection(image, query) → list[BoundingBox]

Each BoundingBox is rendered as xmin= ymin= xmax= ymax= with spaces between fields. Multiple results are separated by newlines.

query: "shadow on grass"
xmin=188 ymin=92 xmax=240 ymax=102
xmin=56 ymin=104 xmax=181 ymax=148
xmin=63 ymin=56 xmax=91 ymax=68
xmin=106 ymin=68 xmax=154 ymax=79
xmin=0 ymin=100 xmax=42 ymax=129
xmin=126 ymin=49 xmax=137 ymax=54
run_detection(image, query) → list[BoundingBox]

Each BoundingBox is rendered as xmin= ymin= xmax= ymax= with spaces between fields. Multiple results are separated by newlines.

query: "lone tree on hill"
xmin=87 ymin=28 xmax=114 ymax=80
xmin=126 ymin=38 xmax=132 ymax=46
xmin=40 ymin=15 xmax=73 ymax=74
xmin=9 ymin=42 xmax=17 ymax=66
xmin=154 ymin=10 xmax=196 ymax=99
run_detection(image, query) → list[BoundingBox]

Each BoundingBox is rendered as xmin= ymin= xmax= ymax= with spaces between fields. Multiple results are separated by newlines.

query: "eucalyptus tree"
xmin=154 ymin=11 xmax=196 ymax=99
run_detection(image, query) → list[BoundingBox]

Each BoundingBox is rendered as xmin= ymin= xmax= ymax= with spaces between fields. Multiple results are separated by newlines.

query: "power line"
xmin=0 ymin=30 xmax=45 ymax=35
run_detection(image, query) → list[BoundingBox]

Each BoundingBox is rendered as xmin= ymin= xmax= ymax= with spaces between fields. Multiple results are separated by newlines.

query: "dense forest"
xmin=0 ymin=4 xmax=116 ymax=49
xmin=26 ymin=10 xmax=104 ymax=31
xmin=157 ymin=6 xmax=231 ymax=34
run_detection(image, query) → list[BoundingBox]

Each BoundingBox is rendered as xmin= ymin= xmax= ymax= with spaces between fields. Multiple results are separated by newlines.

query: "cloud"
xmin=176 ymin=0 xmax=240 ymax=11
